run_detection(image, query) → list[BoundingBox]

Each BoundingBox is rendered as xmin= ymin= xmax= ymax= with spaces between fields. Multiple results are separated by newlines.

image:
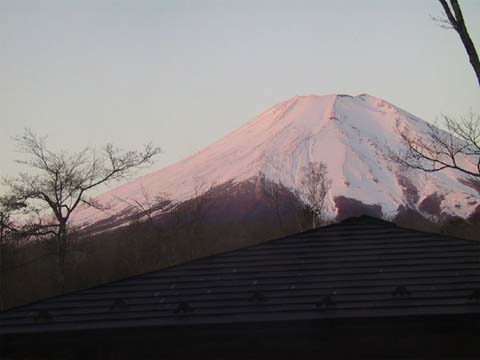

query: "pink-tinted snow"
xmin=72 ymin=94 xmax=478 ymax=228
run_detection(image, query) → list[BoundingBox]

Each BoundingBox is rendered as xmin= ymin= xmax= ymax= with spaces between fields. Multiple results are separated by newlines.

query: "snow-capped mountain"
xmin=73 ymin=94 xmax=479 ymax=229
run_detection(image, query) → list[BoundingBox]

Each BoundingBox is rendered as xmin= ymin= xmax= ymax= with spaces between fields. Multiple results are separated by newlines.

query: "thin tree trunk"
xmin=453 ymin=5 xmax=480 ymax=86
xmin=57 ymin=221 xmax=67 ymax=293
xmin=439 ymin=0 xmax=480 ymax=86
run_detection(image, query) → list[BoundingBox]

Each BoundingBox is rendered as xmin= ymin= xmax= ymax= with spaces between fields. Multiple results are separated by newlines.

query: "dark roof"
xmin=1 ymin=216 xmax=480 ymax=335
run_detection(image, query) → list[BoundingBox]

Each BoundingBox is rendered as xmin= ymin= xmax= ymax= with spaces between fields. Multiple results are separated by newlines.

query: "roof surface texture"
xmin=1 ymin=216 xmax=480 ymax=335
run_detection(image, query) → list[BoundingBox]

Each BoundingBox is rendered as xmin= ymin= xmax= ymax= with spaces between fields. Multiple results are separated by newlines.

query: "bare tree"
xmin=116 ymin=187 xmax=173 ymax=271
xmin=392 ymin=113 xmax=480 ymax=179
xmin=298 ymin=161 xmax=331 ymax=228
xmin=188 ymin=177 xmax=218 ymax=258
xmin=435 ymin=0 xmax=480 ymax=86
xmin=116 ymin=186 xmax=172 ymax=229
xmin=190 ymin=177 xmax=217 ymax=227
xmin=3 ymin=129 xmax=161 ymax=292
xmin=263 ymin=175 xmax=285 ymax=229
xmin=393 ymin=1 xmax=479 ymax=179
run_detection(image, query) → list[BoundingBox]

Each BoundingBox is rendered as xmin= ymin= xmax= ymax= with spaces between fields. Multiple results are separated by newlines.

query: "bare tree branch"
xmin=391 ymin=114 xmax=480 ymax=178
xmin=114 ymin=186 xmax=172 ymax=227
xmin=437 ymin=0 xmax=480 ymax=86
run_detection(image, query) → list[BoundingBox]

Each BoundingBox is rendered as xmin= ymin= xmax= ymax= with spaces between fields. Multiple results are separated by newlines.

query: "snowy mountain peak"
xmin=72 ymin=94 xmax=479 ymax=229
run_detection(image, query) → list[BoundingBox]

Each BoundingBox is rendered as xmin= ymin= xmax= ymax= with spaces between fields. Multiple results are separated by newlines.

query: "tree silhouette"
xmin=298 ymin=162 xmax=331 ymax=228
xmin=436 ymin=0 xmax=480 ymax=86
xmin=3 ymin=129 xmax=160 ymax=292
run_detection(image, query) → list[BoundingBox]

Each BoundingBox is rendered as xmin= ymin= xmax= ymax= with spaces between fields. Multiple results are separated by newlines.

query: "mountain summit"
xmin=73 ymin=94 xmax=479 ymax=229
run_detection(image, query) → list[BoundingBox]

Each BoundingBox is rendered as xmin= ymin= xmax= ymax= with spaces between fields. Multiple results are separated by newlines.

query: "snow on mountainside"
xmin=72 ymin=94 xmax=479 ymax=229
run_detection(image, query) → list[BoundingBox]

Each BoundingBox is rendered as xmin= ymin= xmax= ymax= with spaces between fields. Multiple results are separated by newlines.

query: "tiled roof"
xmin=1 ymin=216 xmax=479 ymax=335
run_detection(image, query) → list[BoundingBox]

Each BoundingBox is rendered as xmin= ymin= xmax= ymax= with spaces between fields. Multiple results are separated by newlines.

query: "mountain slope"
xmin=73 ymin=94 xmax=479 ymax=229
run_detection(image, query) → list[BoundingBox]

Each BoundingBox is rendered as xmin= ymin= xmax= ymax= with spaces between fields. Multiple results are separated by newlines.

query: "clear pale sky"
xmin=1 ymin=0 xmax=479 ymax=192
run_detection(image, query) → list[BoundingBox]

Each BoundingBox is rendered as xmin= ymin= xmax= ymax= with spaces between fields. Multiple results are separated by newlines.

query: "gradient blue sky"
xmin=1 ymin=0 xmax=479 ymax=191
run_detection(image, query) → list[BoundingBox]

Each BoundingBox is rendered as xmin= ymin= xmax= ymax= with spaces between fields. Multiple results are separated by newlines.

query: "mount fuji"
xmin=73 ymin=94 xmax=479 ymax=231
